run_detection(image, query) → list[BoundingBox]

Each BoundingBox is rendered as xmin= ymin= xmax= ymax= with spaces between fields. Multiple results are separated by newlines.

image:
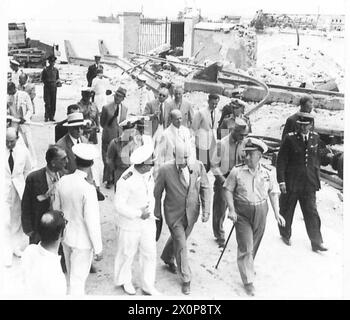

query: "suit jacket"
xmin=143 ymin=99 xmax=172 ymax=136
xmin=282 ymin=112 xmax=315 ymax=140
xmin=154 ymin=160 xmax=211 ymax=229
xmin=56 ymin=134 xmax=88 ymax=173
xmin=87 ymin=63 xmax=103 ymax=87
xmin=54 ymin=119 xmax=68 ymax=142
xmin=158 ymin=124 xmax=192 ymax=165
xmin=192 ymin=106 xmax=219 ymax=150
xmin=21 ymin=167 xmax=66 ymax=240
xmin=277 ymin=131 xmax=321 ymax=192
xmin=167 ymin=99 xmax=194 ymax=129
xmin=100 ymin=102 xmax=127 ymax=144
xmin=5 ymin=143 xmax=32 ymax=202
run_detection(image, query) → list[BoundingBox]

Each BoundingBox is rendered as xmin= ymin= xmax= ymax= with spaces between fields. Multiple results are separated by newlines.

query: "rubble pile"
xmin=249 ymin=46 xmax=344 ymax=91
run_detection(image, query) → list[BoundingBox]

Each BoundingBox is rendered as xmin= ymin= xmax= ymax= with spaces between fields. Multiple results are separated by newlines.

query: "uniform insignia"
xmin=235 ymin=163 xmax=245 ymax=167
xmin=288 ymin=132 xmax=295 ymax=136
xmin=261 ymin=163 xmax=272 ymax=171
xmin=123 ymin=171 xmax=133 ymax=180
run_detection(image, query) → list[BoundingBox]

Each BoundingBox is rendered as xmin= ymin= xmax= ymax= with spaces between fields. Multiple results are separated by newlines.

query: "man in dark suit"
xmin=100 ymin=87 xmax=128 ymax=188
xmin=154 ymin=143 xmax=211 ymax=295
xmin=87 ymin=55 xmax=103 ymax=87
xmin=21 ymin=145 xmax=68 ymax=244
xmin=281 ymin=94 xmax=314 ymax=139
xmin=56 ymin=112 xmax=89 ymax=174
xmin=41 ymin=55 xmax=61 ymax=122
xmin=143 ymin=88 xmax=172 ymax=137
xmin=54 ymin=104 xmax=80 ymax=142
xmin=277 ymin=114 xmax=327 ymax=252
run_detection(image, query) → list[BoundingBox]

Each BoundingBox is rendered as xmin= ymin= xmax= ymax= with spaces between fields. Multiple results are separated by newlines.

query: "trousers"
xmin=114 ymin=222 xmax=157 ymax=293
xmin=212 ymin=177 xmax=227 ymax=241
xmin=161 ymin=215 xmax=194 ymax=283
xmin=195 ymin=147 xmax=211 ymax=172
xmin=278 ymin=191 xmax=323 ymax=245
xmin=62 ymin=243 xmax=93 ymax=295
xmin=43 ymin=84 xmax=57 ymax=120
xmin=234 ymin=200 xmax=268 ymax=285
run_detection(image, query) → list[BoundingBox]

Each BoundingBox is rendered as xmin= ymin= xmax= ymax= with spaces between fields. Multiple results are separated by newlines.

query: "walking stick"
xmin=215 ymin=222 xmax=236 ymax=269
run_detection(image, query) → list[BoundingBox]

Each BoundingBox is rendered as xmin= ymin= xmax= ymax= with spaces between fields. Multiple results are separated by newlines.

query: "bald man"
xmin=4 ymin=127 xmax=32 ymax=266
xmin=157 ymin=109 xmax=192 ymax=167
xmin=167 ymin=86 xmax=194 ymax=129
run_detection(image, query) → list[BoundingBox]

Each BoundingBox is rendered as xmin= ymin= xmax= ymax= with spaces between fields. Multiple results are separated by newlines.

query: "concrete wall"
xmin=120 ymin=12 xmax=141 ymax=58
xmin=192 ymin=27 xmax=257 ymax=70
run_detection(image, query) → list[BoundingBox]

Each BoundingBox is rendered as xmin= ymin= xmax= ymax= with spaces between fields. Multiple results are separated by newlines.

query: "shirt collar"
xmin=69 ymin=134 xmax=79 ymax=144
xmin=46 ymin=166 xmax=58 ymax=178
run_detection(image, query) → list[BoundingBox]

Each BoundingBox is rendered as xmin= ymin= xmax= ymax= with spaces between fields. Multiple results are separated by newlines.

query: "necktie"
xmin=178 ymin=167 xmax=188 ymax=189
xmin=159 ymin=103 xmax=164 ymax=126
xmin=211 ymin=110 xmax=214 ymax=127
xmin=77 ymin=138 xmax=80 ymax=144
xmin=8 ymin=149 xmax=14 ymax=173
xmin=304 ymin=135 xmax=308 ymax=147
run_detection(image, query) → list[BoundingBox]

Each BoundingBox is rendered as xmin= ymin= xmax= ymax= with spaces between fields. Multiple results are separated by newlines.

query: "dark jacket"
xmin=87 ymin=64 xmax=103 ymax=87
xmin=277 ymin=131 xmax=321 ymax=192
xmin=21 ymin=167 xmax=66 ymax=242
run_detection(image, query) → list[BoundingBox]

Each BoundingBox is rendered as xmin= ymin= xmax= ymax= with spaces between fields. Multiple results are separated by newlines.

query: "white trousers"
xmin=114 ymin=221 xmax=156 ymax=293
xmin=3 ymin=185 xmax=28 ymax=266
xmin=62 ymin=243 xmax=93 ymax=295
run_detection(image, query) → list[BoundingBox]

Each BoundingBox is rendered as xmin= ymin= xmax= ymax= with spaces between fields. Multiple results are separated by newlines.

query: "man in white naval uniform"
xmin=53 ymin=143 xmax=103 ymax=295
xmin=114 ymin=144 xmax=160 ymax=296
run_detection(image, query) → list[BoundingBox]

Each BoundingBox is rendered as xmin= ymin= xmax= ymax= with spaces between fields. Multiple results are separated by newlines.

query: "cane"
xmin=215 ymin=222 xmax=236 ymax=269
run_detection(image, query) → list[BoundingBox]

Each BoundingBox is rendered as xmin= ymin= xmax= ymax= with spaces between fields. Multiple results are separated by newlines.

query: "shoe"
xmin=182 ymin=282 xmax=191 ymax=295
xmin=13 ymin=248 xmax=23 ymax=258
xmin=312 ymin=243 xmax=328 ymax=252
xmin=281 ymin=236 xmax=291 ymax=246
xmin=105 ymin=182 xmax=113 ymax=189
xmin=244 ymin=283 xmax=255 ymax=296
xmin=142 ymin=288 xmax=162 ymax=296
xmin=44 ymin=118 xmax=48 ymax=122
xmin=90 ymin=265 xmax=97 ymax=273
xmin=164 ymin=261 xmax=177 ymax=274
xmin=123 ymin=283 xmax=136 ymax=295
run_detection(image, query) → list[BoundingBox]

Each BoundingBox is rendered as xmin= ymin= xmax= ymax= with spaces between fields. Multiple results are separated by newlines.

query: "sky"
xmin=1 ymin=0 xmax=347 ymax=21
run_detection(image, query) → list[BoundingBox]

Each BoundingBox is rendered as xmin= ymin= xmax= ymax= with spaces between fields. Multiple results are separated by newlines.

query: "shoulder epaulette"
xmin=123 ymin=171 xmax=133 ymax=180
xmin=261 ymin=163 xmax=272 ymax=171
xmin=235 ymin=163 xmax=245 ymax=168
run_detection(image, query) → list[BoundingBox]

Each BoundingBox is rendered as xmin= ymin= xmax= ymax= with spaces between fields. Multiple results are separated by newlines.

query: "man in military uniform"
xmin=114 ymin=144 xmax=160 ymax=296
xmin=224 ymin=137 xmax=285 ymax=296
xmin=277 ymin=115 xmax=328 ymax=252
xmin=211 ymin=118 xmax=249 ymax=247
xmin=106 ymin=117 xmax=152 ymax=187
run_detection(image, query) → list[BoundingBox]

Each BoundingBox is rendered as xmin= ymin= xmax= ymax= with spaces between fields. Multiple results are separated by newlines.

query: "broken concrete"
xmin=192 ymin=23 xmax=257 ymax=70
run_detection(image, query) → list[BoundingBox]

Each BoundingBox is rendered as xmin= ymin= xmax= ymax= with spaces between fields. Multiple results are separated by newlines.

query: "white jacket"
xmin=4 ymin=143 xmax=32 ymax=201
xmin=114 ymin=166 xmax=155 ymax=231
xmin=53 ymin=170 xmax=102 ymax=254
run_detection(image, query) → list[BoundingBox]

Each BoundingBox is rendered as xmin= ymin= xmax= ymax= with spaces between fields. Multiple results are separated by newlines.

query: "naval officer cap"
xmin=119 ymin=116 xmax=143 ymax=129
xmin=72 ymin=143 xmax=99 ymax=161
xmin=296 ymin=113 xmax=314 ymax=125
xmin=130 ymin=144 xmax=154 ymax=165
xmin=242 ymin=137 xmax=268 ymax=154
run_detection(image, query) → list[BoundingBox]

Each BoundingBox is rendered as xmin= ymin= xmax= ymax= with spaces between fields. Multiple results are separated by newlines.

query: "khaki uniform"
xmin=224 ymin=163 xmax=279 ymax=285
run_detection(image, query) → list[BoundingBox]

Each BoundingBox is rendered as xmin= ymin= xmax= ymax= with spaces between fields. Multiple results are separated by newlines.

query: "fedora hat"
xmin=63 ymin=112 xmax=88 ymax=127
xmin=115 ymin=86 xmax=127 ymax=97
xmin=10 ymin=59 xmax=20 ymax=66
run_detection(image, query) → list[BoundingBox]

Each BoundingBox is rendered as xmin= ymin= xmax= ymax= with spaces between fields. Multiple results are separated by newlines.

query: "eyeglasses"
xmin=159 ymin=94 xmax=167 ymax=97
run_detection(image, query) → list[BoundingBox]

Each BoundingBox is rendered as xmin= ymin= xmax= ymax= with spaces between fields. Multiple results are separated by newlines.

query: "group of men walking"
xmin=4 ymin=55 xmax=329 ymax=297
